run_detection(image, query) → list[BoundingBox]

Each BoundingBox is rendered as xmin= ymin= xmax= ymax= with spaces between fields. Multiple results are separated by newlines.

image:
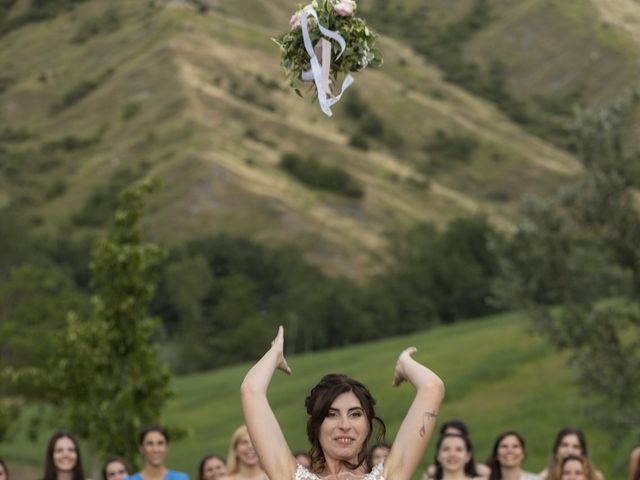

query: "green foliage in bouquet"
xmin=274 ymin=0 xmax=383 ymax=96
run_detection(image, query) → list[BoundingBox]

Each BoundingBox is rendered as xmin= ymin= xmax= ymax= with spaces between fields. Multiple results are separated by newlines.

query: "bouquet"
xmin=273 ymin=0 xmax=383 ymax=116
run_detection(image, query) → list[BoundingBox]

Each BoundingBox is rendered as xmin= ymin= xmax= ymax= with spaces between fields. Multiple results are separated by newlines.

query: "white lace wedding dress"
xmin=294 ymin=461 xmax=385 ymax=480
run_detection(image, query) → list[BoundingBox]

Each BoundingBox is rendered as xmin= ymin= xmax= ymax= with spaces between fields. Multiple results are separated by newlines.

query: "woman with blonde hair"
xmin=221 ymin=425 xmax=268 ymax=480
xmin=552 ymin=455 xmax=596 ymax=480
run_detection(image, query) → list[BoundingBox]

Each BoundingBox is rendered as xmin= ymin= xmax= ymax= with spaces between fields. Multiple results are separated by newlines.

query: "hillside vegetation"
xmin=0 ymin=0 xmax=590 ymax=277
xmin=0 ymin=313 xmax=629 ymax=479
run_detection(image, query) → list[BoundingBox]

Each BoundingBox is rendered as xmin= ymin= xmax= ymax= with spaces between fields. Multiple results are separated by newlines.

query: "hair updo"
xmin=305 ymin=374 xmax=386 ymax=473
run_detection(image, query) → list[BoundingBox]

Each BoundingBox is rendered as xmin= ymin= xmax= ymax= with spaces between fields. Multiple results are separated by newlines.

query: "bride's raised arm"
xmin=383 ymin=347 xmax=445 ymax=480
xmin=240 ymin=326 xmax=296 ymax=480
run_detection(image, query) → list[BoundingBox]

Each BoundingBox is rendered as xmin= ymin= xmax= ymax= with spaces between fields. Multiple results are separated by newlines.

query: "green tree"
xmin=27 ymin=179 xmax=171 ymax=474
xmin=495 ymin=89 xmax=640 ymax=444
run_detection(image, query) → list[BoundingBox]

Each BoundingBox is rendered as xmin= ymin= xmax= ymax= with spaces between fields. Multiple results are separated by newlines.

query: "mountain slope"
xmin=0 ymin=0 xmax=589 ymax=276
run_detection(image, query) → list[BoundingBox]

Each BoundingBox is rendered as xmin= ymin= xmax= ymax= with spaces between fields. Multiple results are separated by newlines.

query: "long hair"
xmin=101 ymin=457 xmax=131 ymax=480
xmin=546 ymin=427 xmax=588 ymax=475
xmin=0 ymin=458 xmax=9 ymax=480
xmin=551 ymin=454 xmax=596 ymax=480
xmin=226 ymin=425 xmax=249 ymax=475
xmin=43 ymin=432 xmax=85 ymax=480
xmin=198 ymin=453 xmax=226 ymax=480
xmin=305 ymin=374 xmax=386 ymax=474
xmin=486 ymin=431 xmax=526 ymax=480
xmin=434 ymin=433 xmax=478 ymax=480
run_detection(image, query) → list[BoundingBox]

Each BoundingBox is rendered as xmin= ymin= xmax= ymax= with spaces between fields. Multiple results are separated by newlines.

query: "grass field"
xmin=1 ymin=312 xmax=631 ymax=479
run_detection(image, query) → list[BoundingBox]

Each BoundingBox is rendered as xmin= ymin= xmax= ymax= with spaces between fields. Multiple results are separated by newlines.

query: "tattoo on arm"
xmin=419 ymin=411 xmax=438 ymax=438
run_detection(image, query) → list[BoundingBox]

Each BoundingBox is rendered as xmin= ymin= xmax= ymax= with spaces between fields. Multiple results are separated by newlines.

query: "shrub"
xmin=121 ymin=101 xmax=141 ymax=121
xmin=349 ymin=132 xmax=369 ymax=150
xmin=70 ymin=8 xmax=120 ymax=44
xmin=280 ymin=152 xmax=364 ymax=198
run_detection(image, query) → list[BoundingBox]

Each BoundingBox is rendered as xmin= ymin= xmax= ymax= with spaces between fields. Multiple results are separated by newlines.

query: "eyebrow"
xmin=328 ymin=407 xmax=364 ymax=413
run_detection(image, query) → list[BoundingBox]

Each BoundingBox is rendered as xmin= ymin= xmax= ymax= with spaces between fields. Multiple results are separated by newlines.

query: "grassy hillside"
xmin=0 ymin=0 xmax=582 ymax=278
xmin=1 ymin=313 xmax=632 ymax=479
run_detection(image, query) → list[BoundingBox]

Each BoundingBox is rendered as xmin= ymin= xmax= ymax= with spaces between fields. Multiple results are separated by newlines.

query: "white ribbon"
xmin=300 ymin=7 xmax=354 ymax=117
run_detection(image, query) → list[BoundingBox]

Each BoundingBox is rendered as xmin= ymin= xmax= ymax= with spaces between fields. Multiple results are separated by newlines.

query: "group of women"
xmin=420 ymin=422 xmax=610 ymax=480
xmin=1 ymin=327 xmax=638 ymax=480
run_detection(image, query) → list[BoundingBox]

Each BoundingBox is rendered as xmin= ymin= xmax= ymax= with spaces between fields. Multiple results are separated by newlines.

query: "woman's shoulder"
xmin=166 ymin=470 xmax=190 ymax=480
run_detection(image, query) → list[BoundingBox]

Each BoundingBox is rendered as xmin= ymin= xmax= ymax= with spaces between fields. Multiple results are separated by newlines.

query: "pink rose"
xmin=333 ymin=1 xmax=355 ymax=16
xmin=289 ymin=10 xmax=302 ymax=29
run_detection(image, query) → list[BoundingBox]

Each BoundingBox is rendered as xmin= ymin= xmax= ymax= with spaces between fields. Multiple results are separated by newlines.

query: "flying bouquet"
xmin=274 ymin=0 xmax=383 ymax=116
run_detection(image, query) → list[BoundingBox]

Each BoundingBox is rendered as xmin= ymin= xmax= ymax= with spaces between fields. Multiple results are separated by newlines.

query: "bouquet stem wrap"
xmin=299 ymin=6 xmax=354 ymax=116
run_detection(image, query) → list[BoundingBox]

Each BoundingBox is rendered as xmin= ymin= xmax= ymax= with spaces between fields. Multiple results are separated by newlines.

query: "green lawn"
xmin=3 ymin=312 xmax=626 ymax=479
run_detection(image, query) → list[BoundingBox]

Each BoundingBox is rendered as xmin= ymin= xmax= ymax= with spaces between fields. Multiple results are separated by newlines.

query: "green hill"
xmin=1 ymin=313 xmax=630 ymax=479
xmin=0 ymin=0 xmax=583 ymax=278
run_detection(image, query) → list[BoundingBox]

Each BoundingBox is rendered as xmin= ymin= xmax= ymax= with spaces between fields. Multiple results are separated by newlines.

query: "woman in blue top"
xmin=127 ymin=425 xmax=189 ymax=480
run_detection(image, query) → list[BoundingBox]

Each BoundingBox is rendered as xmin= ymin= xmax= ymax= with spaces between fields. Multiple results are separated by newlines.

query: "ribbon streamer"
xmin=300 ymin=7 xmax=354 ymax=117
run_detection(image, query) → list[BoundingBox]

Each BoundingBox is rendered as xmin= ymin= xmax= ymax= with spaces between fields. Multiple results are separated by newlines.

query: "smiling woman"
xmin=42 ymin=432 xmax=85 ymax=480
xmin=128 ymin=425 xmax=189 ymax=480
xmin=239 ymin=326 xmax=445 ymax=480
xmin=220 ymin=425 xmax=268 ymax=480
xmin=486 ymin=431 xmax=538 ymax=480
xmin=433 ymin=433 xmax=480 ymax=480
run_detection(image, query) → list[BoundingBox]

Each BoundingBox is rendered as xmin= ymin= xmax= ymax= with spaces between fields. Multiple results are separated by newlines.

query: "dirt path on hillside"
xmin=592 ymin=0 xmax=640 ymax=46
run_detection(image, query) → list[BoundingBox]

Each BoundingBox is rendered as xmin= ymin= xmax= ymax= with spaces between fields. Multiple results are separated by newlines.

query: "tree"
xmin=495 ymin=89 xmax=640 ymax=444
xmin=29 ymin=179 xmax=172 ymax=475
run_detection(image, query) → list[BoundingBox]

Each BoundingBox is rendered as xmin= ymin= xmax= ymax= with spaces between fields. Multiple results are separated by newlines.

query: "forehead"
xmin=206 ymin=457 xmax=224 ymax=466
xmin=441 ymin=436 xmax=466 ymax=448
xmin=330 ymin=391 xmax=363 ymax=409
xmin=561 ymin=434 xmax=580 ymax=445
xmin=143 ymin=431 xmax=166 ymax=442
xmin=55 ymin=437 xmax=75 ymax=449
xmin=564 ymin=459 xmax=583 ymax=469
xmin=499 ymin=435 xmax=521 ymax=445
xmin=106 ymin=461 xmax=125 ymax=471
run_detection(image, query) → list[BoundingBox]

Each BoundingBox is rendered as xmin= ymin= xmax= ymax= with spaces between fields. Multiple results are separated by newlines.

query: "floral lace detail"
xmin=295 ymin=461 xmax=384 ymax=480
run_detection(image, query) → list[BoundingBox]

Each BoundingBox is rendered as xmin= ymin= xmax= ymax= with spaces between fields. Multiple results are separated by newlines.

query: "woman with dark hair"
xmin=240 ymin=326 xmax=445 ymax=480
xmin=0 ymin=458 xmax=9 ymax=480
xmin=538 ymin=428 xmax=603 ymax=480
xmin=422 ymin=421 xmax=490 ymax=480
xmin=103 ymin=457 xmax=132 ymax=480
xmin=486 ymin=431 xmax=537 ymax=480
xmin=128 ymin=425 xmax=189 ymax=480
xmin=42 ymin=432 xmax=85 ymax=480
xmin=367 ymin=444 xmax=390 ymax=472
xmin=198 ymin=453 xmax=226 ymax=480
xmin=220 ymin=425 xmax=266 ymax=480
xmin=433 ymin=433 xmax=480 ymax=480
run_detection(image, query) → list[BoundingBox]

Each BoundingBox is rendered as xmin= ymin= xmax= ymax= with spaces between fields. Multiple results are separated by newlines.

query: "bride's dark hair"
xmin=305 ymin=374 xmax=386 ymax=473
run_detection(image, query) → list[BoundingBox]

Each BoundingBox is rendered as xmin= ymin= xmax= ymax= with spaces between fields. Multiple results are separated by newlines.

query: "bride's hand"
xmin=392 ymin=346 xmax=417 ymax=387
xmin=271 ymin=325 xmax=292 ymax=375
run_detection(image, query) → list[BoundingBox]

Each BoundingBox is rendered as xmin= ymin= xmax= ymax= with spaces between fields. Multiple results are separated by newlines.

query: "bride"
xmin=240 ymin=326 xmax=445 ymax=480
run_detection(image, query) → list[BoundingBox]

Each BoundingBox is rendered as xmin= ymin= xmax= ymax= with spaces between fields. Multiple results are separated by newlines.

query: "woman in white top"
xmin=240 ymin=326 xmax=445 ymax=480
xmin=486 ymin=431 xmax=538 ymax=480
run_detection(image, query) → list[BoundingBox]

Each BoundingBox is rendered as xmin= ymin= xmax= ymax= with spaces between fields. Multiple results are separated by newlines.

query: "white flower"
xmin=333 ymin=0 xmax=355 ymax=16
